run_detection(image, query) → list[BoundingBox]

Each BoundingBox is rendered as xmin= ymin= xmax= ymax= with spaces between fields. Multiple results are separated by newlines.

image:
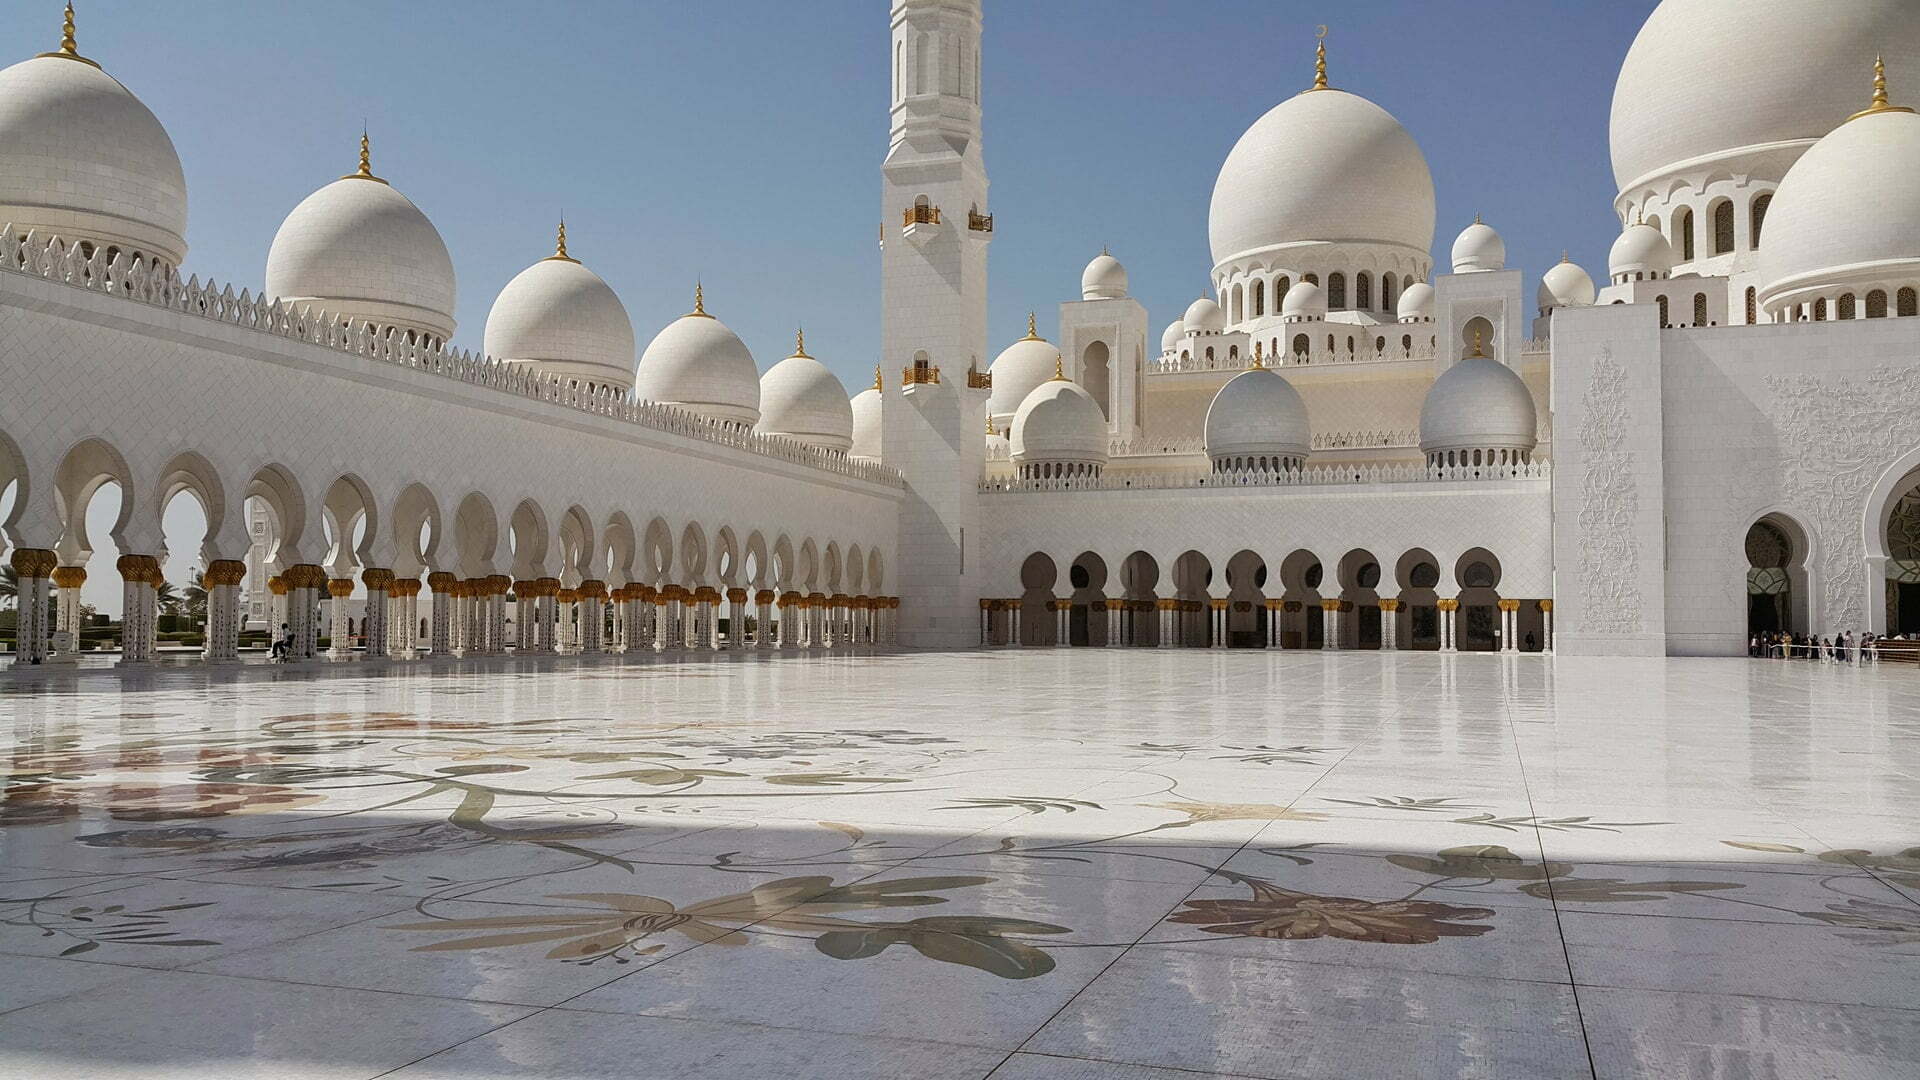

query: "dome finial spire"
xmin=1249 ymin=340 xmax=1264 ymax=369
xmin=793 ymin=326 xmax=808 ymax=357
xmin=1469 ymin=329 xmax=1486 ymax=358
xmin=344 ymin=129 xmax=387 ymax=184
xmin=985 ymin=414 xmax=997 ymax=437
xmin=1849 ymin=55 xmax=1916 ymax=122
xmin=1052 ymin=354 xmax=1066 ymax=381
xmin=38 ymin=2 xmax=99 ymax=67
xmin=1310 ymin=25 xmax=1329 ymax=91
xmin=544 ymin=219 xmax=578 ymax=262
xmin=872 ymin=364 xmax=883 ymax=392
xmin=688 ymin=281 xmax=712 ymax=318
xmin=1023 ymin=312 xmax=1040 ymax=340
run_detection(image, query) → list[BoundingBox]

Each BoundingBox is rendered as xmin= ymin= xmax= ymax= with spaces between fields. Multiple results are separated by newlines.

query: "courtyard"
xmin=1 ymin=650 xmax=1917 ymax=1079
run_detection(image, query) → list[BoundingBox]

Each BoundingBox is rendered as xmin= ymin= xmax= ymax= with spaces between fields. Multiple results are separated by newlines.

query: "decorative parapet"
xmin=902 ymin=204 xmax=941 ymax=227
xmin=902 ymin=363 xmax=941 ymax=385
xmin=967 ymin=210 xmax=993 ymax=233
xmin=0 ymin=228 xmax=901 ymax=488
xmin=1148 ymin=337 xmax=1553 ymax=375
xmin=980 ymin=460 xmax=1551 ymax=493
xmin=966 ymin=366 xmax=991 ymax=389
xmin=1311 ymin=428 xmax=1420 ymax=450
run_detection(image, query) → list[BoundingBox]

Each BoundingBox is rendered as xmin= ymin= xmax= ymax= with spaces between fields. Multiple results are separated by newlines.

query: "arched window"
xmin=1675 ymin=208 xmax=1695 ymax=262
xmin=1326 ymin=334 xmax=1335 ymax=352
xmin=1251 ymin=279 xmax=1264 ymax=317
xmin=1374 ymin=335 xmax=1385 ymax=353
xmin=1401 ymin=334 xmax=1412 ymax=356
xmin=1813 ymin=298 xmax=1827 ymax=321
xmin=1229 ymin=345 xmax=1238 ymax=361
xmin=1292 ymin=333 xmax=1309 ymax=357
xmin=1745 ymin=287 xmax=1757 ymax=324
xmin=1303 ymin=272 xmax=1318 ymax=286
xmin=1326 ymin=273 xmax=1346 ymax=309
xmin=1275 ymin=276 xmax=1290 ymax=309
xmin=1838 ymin=293 xmax=1856 ymax=319
xmin=1711 ymin=199 xmax=1734 ymax=255
xmin=1693 ymin=292 xmax=1708 ymax=326
xmin=1656 ymin=295 xmax=1669 ymax=328
xmin=1867 ymin=290 xmax=1889 ymax=318
xmin=1355 ymin=272 xmax=1371 ymax=311
xmin=1749 ymin=193 xmax=1772 ymax=249
xmin=1205 ymin=347 xmax=1214 ymax=362
xmin=1902 ymin=288 xmax=1919 ymax=317
xmin=1382 ymin=273 xmax=1398 ymax=311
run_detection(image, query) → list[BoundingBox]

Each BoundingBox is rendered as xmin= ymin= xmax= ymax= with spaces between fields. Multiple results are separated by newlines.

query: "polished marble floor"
xmin=2 ymin=649 xmax=1918 ymax=1079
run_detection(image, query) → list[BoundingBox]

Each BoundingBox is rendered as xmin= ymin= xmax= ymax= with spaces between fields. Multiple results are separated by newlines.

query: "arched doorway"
xmin=1338 ymin=548 xmax=1382 ymax=649
xmin=1454 ymin=549 xmax=1502 ymax=651
xmin=1884 ymin=492 xmax=1920 ymax=635
xmin=1279 ymin=549 xmax=1324 ymax=648
xmin=1224 ymin=549 xmax=1267 ymax=647
xmin=1068 ymin=551 xmax=1107 ymax=646
xmin=1018 ymin=551 xmax=1058 ymax=645
xmin=1119 ymin=550 xmax=1159 ymax=646
xmin=1394 ymin=548 xmax=1442 ymax=650
xmin=1745 ymin=517 xmax=1805 ymax=639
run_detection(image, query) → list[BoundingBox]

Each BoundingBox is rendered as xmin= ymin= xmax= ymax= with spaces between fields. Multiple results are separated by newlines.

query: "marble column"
xmin=654 ymin=587 xmax=676 ymax=651
xmin=514 ymin=580 xmax=539 ymax=652
xmin=1379 ymin=598 xmax=1400 ymax=651
xmin=1265 ymin=598 xmax=1282 ymax=649
xmin=556 ymin=589 xmax=578 ymax=653
xmin=1156 ymin=599 xmax=1176 ymax=648
xmin=726 ymin=588 xmax=747 ymax=649
xmin=1498 ymin=599 xmax=1518 ymax=653
xmin=390 ymin=578 xmax=420 ymax=658
xmin=1321 ymin=599 xmax=1341 ymax=651
xmin=778 ymin=593 xmax=799 ymax=648
xmin=1438 ymin=598 xmax=1458 ymax=653
xmin=327 ymin=577 xmax=356 ymax=659
xmin=1054 ymin=598 xmax=1071 ymax=646
xmin=487 ymin=576 xmax=511 ymax=655
xmin=284 ymin=564 xmax=325 ymax=661
xmin=427 ymin=573 xmax=454 ymax=657
xmin=201 ymin=560 xmax=245 ymax=663
xmin=9 ymin=548 xmax=56 ymax=666
xmin=1540 ymin=599 xmax=1554 ymax=653
xmin=50 ymin=564 xmax=86 ymax=663
xmin=579 ymin=580 xmax=607 ymax=653
xmin=979 ymin=599 xmax=992 ymax=646
xmin=751 ymin=590 xmax=772 ymax=649
xmin=112 ymin=554 xmax=160 ymax=665
xmin=360 ymin=569 xmax=391 ymax=659
xmin=1210 ymin=598 xmax=1229 ymax=648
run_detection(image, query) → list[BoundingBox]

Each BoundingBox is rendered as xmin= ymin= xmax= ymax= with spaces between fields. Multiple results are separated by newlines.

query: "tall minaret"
xmin=881 ymin=0 xmax=991 ymax=649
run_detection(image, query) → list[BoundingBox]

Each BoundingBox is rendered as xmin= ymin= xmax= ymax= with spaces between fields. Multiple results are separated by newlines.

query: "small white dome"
xmin=484 ymin=229 xmax=635 ymax=391
xmin=1609 ymin=0 xmax=1920 ymax=194
xmin=1608 ymin=222 xmax=1675 ymax=280
xmin=1010 ymin=377 xmax=1108 ymax=466
xmin=1183 ymin=296 xmax=1227 ymax=333
xmin=633 ymin=288 xmax=760 ymax=425
xmin=0 ymin=48 xmax=188 ymax=268
xmin=849 ymin=369 xmax=884 ymax=462
xmin=1537 ymin=258 xmax=1597 ymax=312
xmin=1281 ymin=280 xmax=1326 ymax=320
xmin=1082 ymin=252 xmax=1128 ymax=300
xmin=1396 ymin=280 xmax=1435 ymax=322
xmin=266 ymin=145 xmax=457 ymax=342
xmin=1160 ymin=319 xmax=1186 ymax=353
xmin=1204 ymin=367 xmax=1311 ymax=463
xmin=1209 ymin=85 xmax=1435 ymax=269
xmin=754 ymin=334 xmax=854 ymax=452
xmin=1420 ymin=355 xmax=1539 ymax=456
xmin=986 ymin=317 xmax=1060 ymax=417
xmin=1758 ymin=92 xmax=1920 ymax=311
xmin=1451 ymin=219 xmax=1506 ymax=273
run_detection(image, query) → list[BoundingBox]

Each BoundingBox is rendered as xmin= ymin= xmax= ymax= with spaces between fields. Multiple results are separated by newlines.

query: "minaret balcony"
xmin=902 ymin=204 xmax=942 ymax=243
xmin=967 ymin=210 xmax=993 ymax=233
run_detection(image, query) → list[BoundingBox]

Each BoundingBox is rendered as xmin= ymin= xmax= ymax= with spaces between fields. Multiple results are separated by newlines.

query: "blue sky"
xmin=0 ymin=0 xmax=1657 ymax=612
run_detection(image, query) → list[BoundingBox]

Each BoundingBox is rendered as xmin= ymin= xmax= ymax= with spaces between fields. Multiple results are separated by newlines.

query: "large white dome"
xmin=1538 ymin=257 xmax=1596 ymax=313
xmin=1420 ymin=355 xmax=1538 ymax=457
xmin=1758 ymin=86 xmax=1920 ymax=312
xmin=1208 ymin=86 xmax=1435 ymax=270
xmin=633 ymin=288 xmax=760 ymax=426
xmin=1081 ymin=252 xmax=1128 ymax=300
xmin=755 ymin=334 xmax=854 ymax=453
xmin=849 ymin=369 xmax=883 ymax=462
xmin=1010 ymin=377 xmax=1108 ymax=466
xmin=1608 ymin=222 xmax=1674 ymax=281
xmin=1609 ymin=0 xmax=1920 ymax=194
xmin=1204 ymin=367 xmax=1311 ymax=464
xmin=483 ymin=227 xmax=634 ymax=392
xmin=265 ymin=143 xmax=457 ymax=343
xmin=986 ymin=317 xmax=1059 ymax=417
xmin=1450 ymin=219 xmax=1505 ymax=273
xmin=0 ymin=42 xmax=187 ymax=268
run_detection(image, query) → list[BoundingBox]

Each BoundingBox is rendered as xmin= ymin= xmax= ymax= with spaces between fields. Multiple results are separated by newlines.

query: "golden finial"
xmin=872 ymin=364 xmax=883 ymax=392
xmin=793 ymin=326 xmax=809 ymax=357
xmin=544 ymin=219 xmax=578 ymax=262
xmin=1249 ymin=340 xmax=1264 ymax=369
xmin=38 ymin=3 xmax=98 ymax=67
xmin=1309 ymin=26 xmax=1329 ymax=91
xmin=1849 ymin=56 xmax=1916 ymax=122
xmin=688 ymin=281 xmax=712 ymax=318
xmin=1474 ymin=213 xmax=1483 ymax=226
xmin=985 ymin=415 xmax=997 ymax=437
xmin=1561 ymin=249 xmax=1570 ymax=263
xmin=1051 ymin=354 xmax=1066 ymax=380
xmin=1101 ymin=243 xmax=1110 ymax=257
xmin=343 ymin=130 xmax=387 ymax=184
xmin=1023 ymin=312 xmax=1040 ymax=340
xmin=1470 ymin=329 xmax=1486 ymax=358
